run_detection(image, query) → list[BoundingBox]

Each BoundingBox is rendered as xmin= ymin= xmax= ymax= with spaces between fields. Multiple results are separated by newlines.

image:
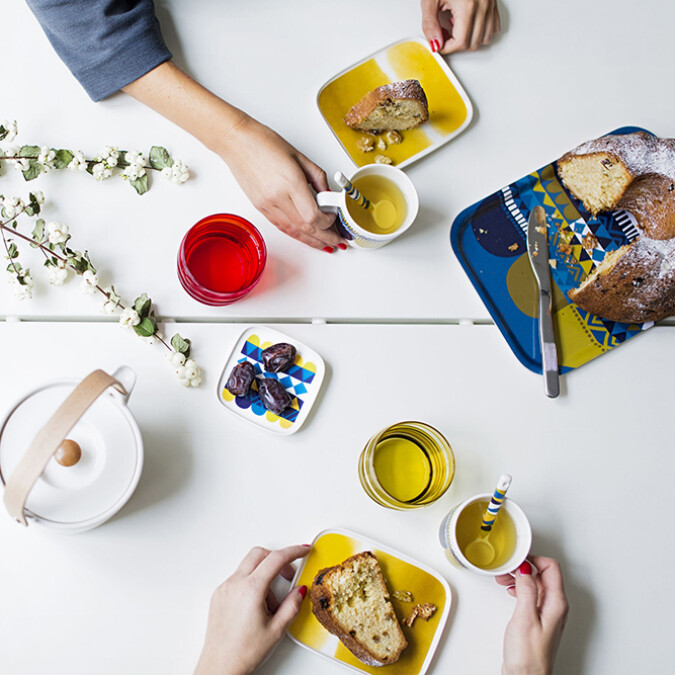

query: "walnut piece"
xmin=392 ymin=590 xmax=414 ymax=603
xmin=374 ymin=155 xmax=392 ymax=165
xmin=508 ymin=243 xmax=519 ymax=251
xmin=376 ymin=137 xmax=388 ymax=151
xmin=357 ymin=135 xmax=375 ymax=152
xmin=582 ymin=233 xmax=598 ymax=251
xmin=401 ymin=603 xmax=437 ymax=628
xmin=384 ymin=130 xmax=402 ymax=145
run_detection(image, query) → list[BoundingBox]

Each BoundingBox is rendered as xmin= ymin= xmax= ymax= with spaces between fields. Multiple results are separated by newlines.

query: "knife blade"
xmin=527 ymin=206 xmax=560 ymax=398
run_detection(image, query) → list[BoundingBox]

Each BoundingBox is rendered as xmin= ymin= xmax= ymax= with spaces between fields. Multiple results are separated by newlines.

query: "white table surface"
xmin=1 ymin=321 xmax=674 ymax=675
xmin=2 ymin=1 xmax=675 ymax=675
xmin=2 ymin=0 xmax=675 ymax=321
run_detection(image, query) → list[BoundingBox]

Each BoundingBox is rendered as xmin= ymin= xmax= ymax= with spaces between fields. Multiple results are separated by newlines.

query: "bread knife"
xmin=527 ymin=206 xmax=560 ymax=398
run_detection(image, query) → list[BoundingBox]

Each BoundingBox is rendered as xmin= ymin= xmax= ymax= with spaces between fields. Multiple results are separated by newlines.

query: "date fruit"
xmin=226 ymin=361 xmax=256 ymax=397
xmin=261 ymin=342 xmax=296 ymax=373
xmin=257 ymin=377 xmax=293 ymax=415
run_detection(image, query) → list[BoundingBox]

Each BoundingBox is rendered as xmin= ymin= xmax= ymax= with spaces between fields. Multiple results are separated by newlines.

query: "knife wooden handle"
xmin=538 ymin=290 xmax=560 ymax=398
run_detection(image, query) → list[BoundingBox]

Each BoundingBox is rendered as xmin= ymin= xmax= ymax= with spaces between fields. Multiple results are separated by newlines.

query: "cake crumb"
xmin=392 ymin=590 xmax=414 ymax=603
xmin=402 ymin=603 xmax=437 ymax=628
xmin=374 ymin=155 xmax=392 ymax=165
xmin=508 ymin=243 xmax=519 ymax=251
xmin=549 ymin=259 xmax=558 ymax=269
xmin=582 ymin=233 xmax=598 ymax=251
xmin=376 ymin=137 xmax=388 ymax=151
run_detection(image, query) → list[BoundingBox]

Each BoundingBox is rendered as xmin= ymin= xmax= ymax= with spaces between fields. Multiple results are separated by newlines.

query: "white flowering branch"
xmin=0 ymin=120 xmax=201 ymax=387
xmin=0 ymin=120 xmax=189 ymax=195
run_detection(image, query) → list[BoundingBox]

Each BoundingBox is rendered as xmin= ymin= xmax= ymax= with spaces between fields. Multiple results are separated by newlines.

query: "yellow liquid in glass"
xmin=345 ymin=175 xmax=407 ymax=234
xmin=373 ymin=436 xmax=432 ymax=502
xmin=456 ymin=500 xmax=517 ymax=570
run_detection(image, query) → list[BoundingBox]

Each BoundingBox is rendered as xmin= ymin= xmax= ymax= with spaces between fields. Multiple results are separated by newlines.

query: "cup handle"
xmin=316 ymin=191 xmax=341 ymax=214
xmin=2 ymin=370 xmax=127 ymax=526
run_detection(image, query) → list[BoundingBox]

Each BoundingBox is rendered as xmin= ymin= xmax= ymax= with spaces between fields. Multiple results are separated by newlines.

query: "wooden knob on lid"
xmin=54 ymin=439 xmax=82 ymax=467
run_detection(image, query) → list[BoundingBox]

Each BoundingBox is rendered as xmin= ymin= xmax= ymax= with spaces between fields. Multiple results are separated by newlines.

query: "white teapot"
xmin=0 ymin=367 xmax=143 ymax=533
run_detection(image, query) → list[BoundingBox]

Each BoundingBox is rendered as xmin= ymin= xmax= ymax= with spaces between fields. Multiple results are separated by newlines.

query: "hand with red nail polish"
xmin=420 ymin=0 xmax=501 ymax=55
xmin=495 ymin=556 xmax=569 ymax=675
xmin=194 ymin=544 xmax=311 ymax=675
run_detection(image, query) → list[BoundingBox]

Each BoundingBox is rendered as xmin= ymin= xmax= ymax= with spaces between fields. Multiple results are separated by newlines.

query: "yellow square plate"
xmin=317 ymin=37 xmax=473 ymax=169
xmin=288 ymin=529 xmax=451 ymax=675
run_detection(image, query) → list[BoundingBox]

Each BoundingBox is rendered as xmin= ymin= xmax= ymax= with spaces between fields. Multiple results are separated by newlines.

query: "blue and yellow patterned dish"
xmin=217 ymin=326 xmax=325 ymax=434
xmin=450 ymin=126 xmax=654 ymax=374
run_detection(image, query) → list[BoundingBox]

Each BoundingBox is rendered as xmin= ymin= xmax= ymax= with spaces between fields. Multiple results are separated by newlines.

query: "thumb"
xmin=421 ymin=0 xmax=443 ymax=52
xmin=512 ymin=561 xmax=539 ymax=622
xmin=270 ymin=585 xmax=306 ymax=634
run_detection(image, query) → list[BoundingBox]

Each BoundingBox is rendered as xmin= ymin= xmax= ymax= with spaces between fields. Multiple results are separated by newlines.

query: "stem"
xmin=1 ymin=226 xmax=20 ymax=276
xmin=1 ymin=156 xmax=159 ymax=171
xmin=0 ymin=215 xmax=172 ymax=351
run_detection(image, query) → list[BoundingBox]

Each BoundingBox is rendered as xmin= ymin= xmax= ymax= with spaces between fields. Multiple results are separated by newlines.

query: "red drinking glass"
xmin=177 ymin=214 xmax=267 ymax=306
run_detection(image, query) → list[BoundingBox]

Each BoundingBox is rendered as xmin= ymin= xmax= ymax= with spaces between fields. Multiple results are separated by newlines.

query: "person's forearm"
xmin=122 ymin=60 xmax=247 ymax=157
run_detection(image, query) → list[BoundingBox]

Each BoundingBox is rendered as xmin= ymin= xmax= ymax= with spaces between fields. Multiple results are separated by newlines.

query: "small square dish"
xmin=317 ymin=37 xmax=473 ymax=169
xmin=216 ymin=326 xmax=326 ymax=435
xmin=288 ymin=529 xmax=451 ymax=675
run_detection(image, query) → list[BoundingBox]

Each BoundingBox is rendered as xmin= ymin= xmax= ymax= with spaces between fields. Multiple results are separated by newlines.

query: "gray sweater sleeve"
xmin=26 ymin=0 xmax=172 ymax=101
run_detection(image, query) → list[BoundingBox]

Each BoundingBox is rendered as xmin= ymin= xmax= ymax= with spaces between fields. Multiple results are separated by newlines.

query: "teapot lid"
xmin=0 ymin=380 xmax=142 ymax=525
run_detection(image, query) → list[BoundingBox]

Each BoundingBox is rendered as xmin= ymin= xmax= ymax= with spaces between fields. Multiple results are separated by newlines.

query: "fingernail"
xmin=322 ymin=246 xmax=334 ymax=253
xmin=301 ymin=544 xmax=311 ymax=548
xmin=506 ymin=584 xmax=516 ymax=593
xmin=298 ymin=585 xmax=308 ymax=598
xmin=337 ymin=243 xmax=347 ymax=251
xmin=518 ymin=561 xmax=532 ymax=575
xmin=429 ymin=38 xmax=440 ymax=53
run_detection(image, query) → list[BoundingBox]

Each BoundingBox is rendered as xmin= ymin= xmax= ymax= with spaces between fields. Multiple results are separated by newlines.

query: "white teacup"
xmin=439 ymin=494 xmax=532 ymax=576
xmin=317 ymin=164 xmax=419 ymax=249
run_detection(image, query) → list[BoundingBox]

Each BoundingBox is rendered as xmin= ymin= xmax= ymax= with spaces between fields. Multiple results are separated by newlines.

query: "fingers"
xmin=421 ymin=0 xmax=444 ymax=51
xmin=441 ymin=3 xmax=475 ymax=54
xmin=279 ymin=562 xmax=297 ymax=582
xmin=236 ymin=546 xmax=271 ymax=576
xmin=530 ymin=556 xmax=569 ymax=624
xmin=270 ymin=585 xmax=307 ymax=637
xmin=252 ymin=544 xmax=311 ymax=590
xmin=295 ymin=153 xmax=329 ymax=194
xmin=512 ymin=560 xmax=540 ymax=624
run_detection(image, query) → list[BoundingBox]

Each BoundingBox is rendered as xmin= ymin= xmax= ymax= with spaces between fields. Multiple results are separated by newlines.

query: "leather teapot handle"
xmin=3 ymin=370 xmax=126 ymax=526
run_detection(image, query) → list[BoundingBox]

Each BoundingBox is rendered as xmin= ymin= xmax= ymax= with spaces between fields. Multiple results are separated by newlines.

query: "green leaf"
xmin=86 ymin=163 xmax=94 ymax=176
xmin=149 ymin=146 xmax=173 ymax=170
xmin=53 ymin=149 xmax=74 ymax=170
xmin=22 ymin=159 xmax=42 ymax=181
xmin=133 ymin=293 xmax=152 ymax=317
xmin=171 ymin=333 xmax=191 ymax=356
xmin=133 ymin=315 xmax=157 ymax=338
xmin=19 ymin=145 xmax=40 ymax=158
xmin=0 ymin=126 xmax=7 ymax=141
xmin=130 ymin=174 xmax=149 ymax=196
xmin=8 ymin=242 xmax=18 ymax=259
xmin=31 ymin=218 xmax=44 ymax=247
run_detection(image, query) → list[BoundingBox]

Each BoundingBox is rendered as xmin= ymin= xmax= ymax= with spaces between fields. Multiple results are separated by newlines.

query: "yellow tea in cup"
xmin=358 ymin=421 xmax=455 ymax=509
xmin=455 ymin=499 xmax=517 ymax=570
xmin=345 ymin=175 xmax=407 ymax=235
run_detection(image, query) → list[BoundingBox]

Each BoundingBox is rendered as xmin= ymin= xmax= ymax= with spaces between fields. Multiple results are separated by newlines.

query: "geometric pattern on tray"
xmin=450 ymin=126 xmax=653 ymax=375
xmin=220 ymin=333 xmax=319 ymax=430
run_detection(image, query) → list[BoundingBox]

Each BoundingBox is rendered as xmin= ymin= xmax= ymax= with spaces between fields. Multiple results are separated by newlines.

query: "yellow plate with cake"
xmin=318 ymin=38 xmax=473 ymax=169
xmin=288 ymin=529 xmax=451 ymax=675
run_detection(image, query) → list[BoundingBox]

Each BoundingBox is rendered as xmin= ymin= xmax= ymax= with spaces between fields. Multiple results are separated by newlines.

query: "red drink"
xmin=177 ymin=214 xmax=267 ymax=306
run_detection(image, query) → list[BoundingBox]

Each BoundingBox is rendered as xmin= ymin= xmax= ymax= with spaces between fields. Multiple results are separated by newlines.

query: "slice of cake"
xmin=568 ymin=237 xmax=675 ymax=323
xmin=310 ymin=551 xmax=408 ymax=666
xmin=345 ymin=80 xmax=429 ymax=133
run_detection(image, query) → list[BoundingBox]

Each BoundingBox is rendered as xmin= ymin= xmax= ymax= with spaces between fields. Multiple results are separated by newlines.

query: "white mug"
xmin=439 ymin=494 xmax=532 ymax=576
xmin=317 ymin=164 xmax=419 ymax=249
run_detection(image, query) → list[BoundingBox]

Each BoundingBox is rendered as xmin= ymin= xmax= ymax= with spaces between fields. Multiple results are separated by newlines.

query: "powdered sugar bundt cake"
xmin=344 ymin=80 xmax=429 ymax=133
xmin=556 ymin=131 xmax=675 ymax=323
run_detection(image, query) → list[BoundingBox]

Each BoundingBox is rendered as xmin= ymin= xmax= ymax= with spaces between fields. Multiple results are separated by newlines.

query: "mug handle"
xmin=316 ymin=191 xmax=342 ymax=214
xmin=2 ymin=369 xmax=128 ymax=526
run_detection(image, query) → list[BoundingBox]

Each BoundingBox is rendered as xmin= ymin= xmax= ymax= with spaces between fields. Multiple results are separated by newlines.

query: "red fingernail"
xmin=337 ymin=243 xmax=347 ymax=250
xmin=322 ymin=246 xmax=334 ymax=253
xmin=518 ymin=561 xmax=532 ymax=575
xmin=298 ymin=585 xmax=308 ymax=598
xmin=442 ymin=28 xmax=451 ymax=41
xmin=429 ymin=39 xmax=440 ymax=53
xmin=301 ymin=544 xmax=311 ymax=547
xmin=506 ymin=584 xmax=516 ymax=593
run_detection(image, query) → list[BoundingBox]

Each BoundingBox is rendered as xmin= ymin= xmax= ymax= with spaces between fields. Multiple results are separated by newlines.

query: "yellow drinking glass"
xmin=358 ymin=421 xmax=455 ymax=510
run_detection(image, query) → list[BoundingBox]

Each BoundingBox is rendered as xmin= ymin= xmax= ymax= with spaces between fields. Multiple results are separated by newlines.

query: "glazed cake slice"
xmin=310 ymin=551 xmax=407 ymax=666
xmin=344 ymin=80 xmax=429 ymax=133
